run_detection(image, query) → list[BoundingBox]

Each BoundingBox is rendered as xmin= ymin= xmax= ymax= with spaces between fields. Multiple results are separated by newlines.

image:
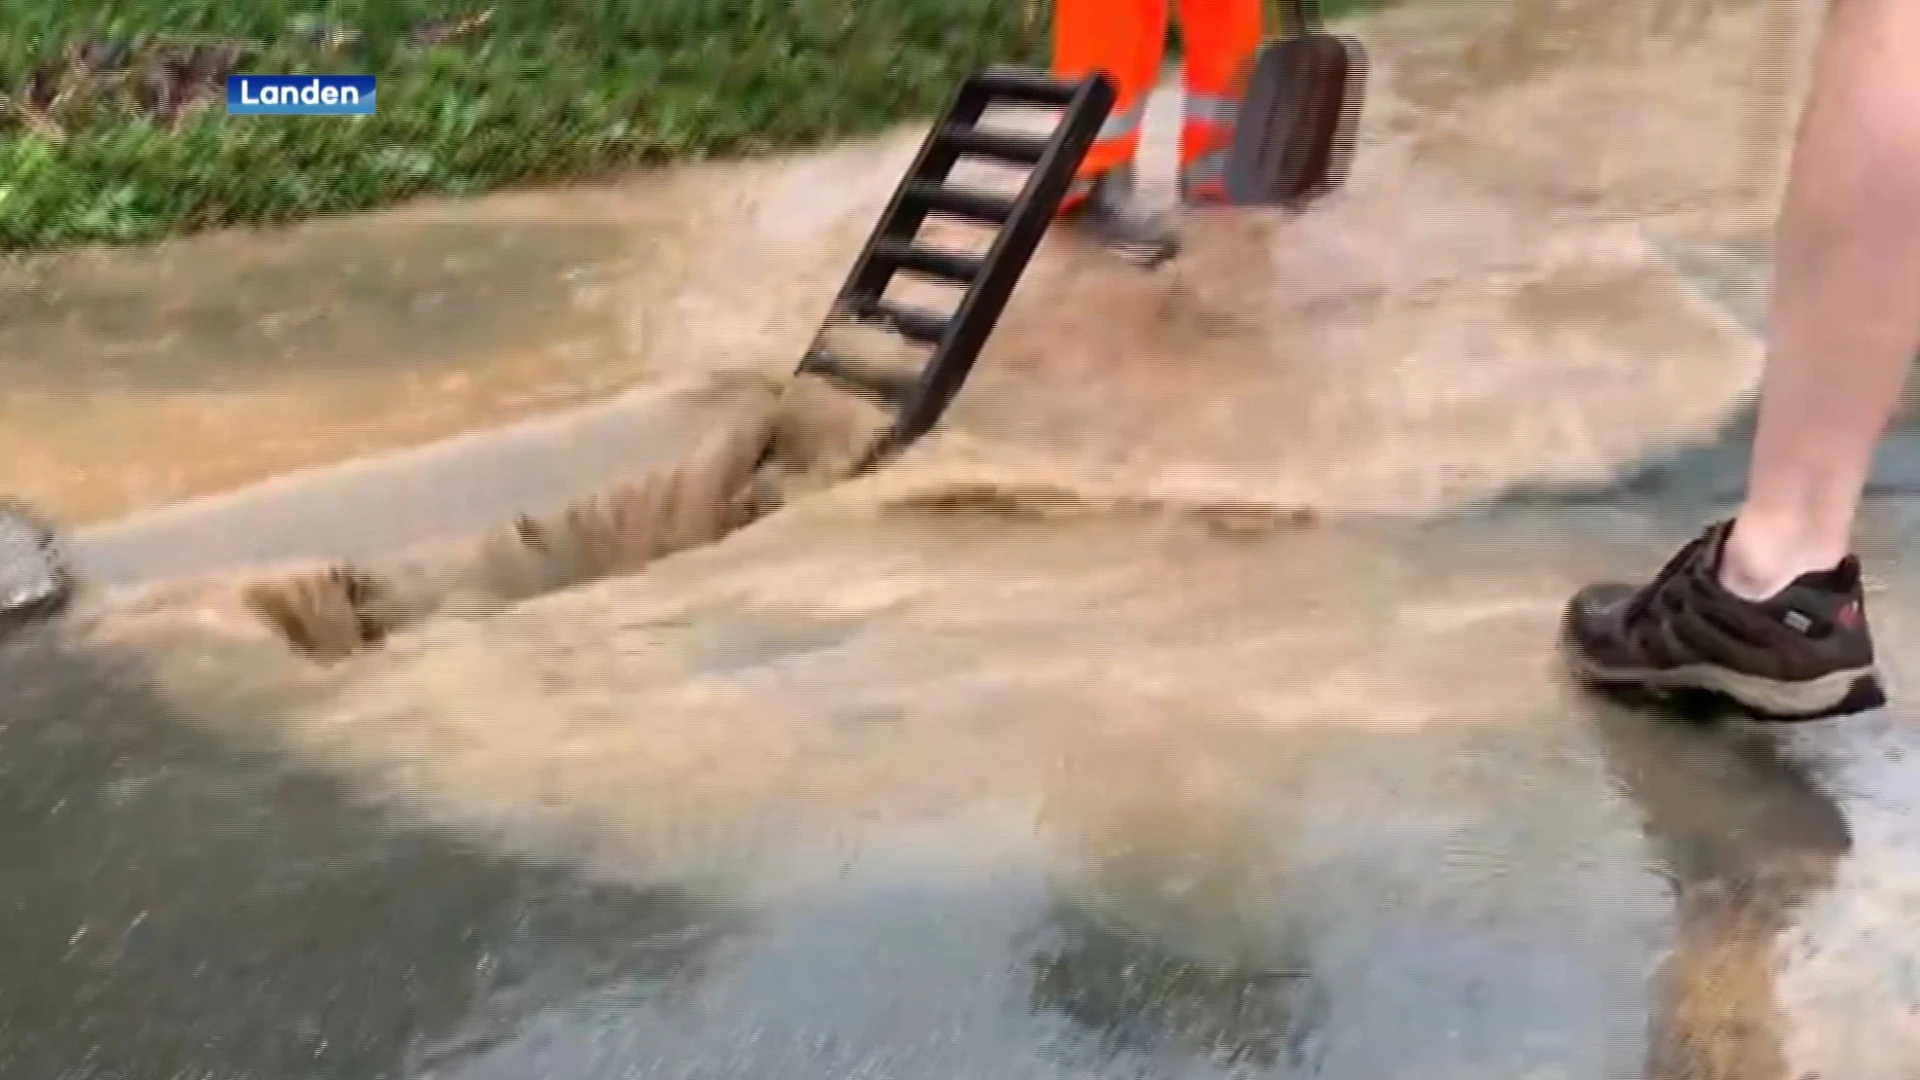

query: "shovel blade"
xmin=1224 ymin=33 xmax=1368 ymax=207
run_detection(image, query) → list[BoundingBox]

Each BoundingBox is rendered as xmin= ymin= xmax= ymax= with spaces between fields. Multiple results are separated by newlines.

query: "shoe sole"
xmin=1566 ymin=647 xmax=1886 ymax=722
xmin=1088 ymin=232 xmax=1181 ymax=268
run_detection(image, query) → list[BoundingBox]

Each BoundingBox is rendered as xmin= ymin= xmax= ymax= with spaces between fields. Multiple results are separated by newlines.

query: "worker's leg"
xmin=1175 ymin=0 xmax=1262 ymax=204
xmin=1053 ymin=0 xmax=1181 ymax=263
xmin=1564 ymin=0 xmax=1920 ymax=721
xmin=1054 ymin=0 xmax=1164 ymax=201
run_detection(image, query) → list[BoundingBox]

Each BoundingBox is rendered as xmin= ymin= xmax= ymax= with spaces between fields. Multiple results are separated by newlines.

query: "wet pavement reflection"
xmin=1029 ymin=904 xmax=1327 ymax=1073
xmin=0 ymin=636 xmax=738 ymax=1080
xmin=1597 ymin=707 xmax=1850 ymax=1079
xmin=14 ymin=505 xmax=1915 ymax=1078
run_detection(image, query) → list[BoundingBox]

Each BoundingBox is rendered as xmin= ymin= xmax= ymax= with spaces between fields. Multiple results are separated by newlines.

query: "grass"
xmin=0 ymin=0 xmax=1047 ymax=250
xmin=0 ymin=0 xmax=1386 ymax=251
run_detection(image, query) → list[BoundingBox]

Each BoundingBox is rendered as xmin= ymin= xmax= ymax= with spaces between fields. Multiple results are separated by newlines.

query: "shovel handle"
xmin=1284 ymin=0 xmax=1321 ymax=35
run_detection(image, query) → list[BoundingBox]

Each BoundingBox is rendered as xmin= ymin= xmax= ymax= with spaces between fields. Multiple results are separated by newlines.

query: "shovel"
xmin=1223 ymin=0 xmax=1368 ymax=207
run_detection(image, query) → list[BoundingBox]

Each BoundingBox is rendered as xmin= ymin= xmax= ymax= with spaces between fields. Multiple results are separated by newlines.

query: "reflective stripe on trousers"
xmin=1179 ymin=91 xmax=1235 ymax=197
xmin=1180 ymin=149 xmax=1227 ymax=185
xmin=1179 ymin=149 xmax=1228 ymax=201
xmin=1081 ymin=97 xmax=1148 ymax=180
xmin=1100 ymin=99 xmax=1148 ymax=143
xmin=1181 ymin=92 xmax=1238 ymax=159
xmin=1183 ymin=91 xmax=1238 ymax=130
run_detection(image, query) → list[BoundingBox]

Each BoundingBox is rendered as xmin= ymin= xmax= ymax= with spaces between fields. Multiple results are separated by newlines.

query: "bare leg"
xmin=1724 ymin=0 xmax=1920 ymax=599
xmin=1561 ymin=0 xmax=1919 ymax=720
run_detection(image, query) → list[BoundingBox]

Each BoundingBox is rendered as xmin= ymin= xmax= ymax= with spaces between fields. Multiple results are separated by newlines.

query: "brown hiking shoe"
xmin=1562 ymin=521 xmax=1886 ymax=721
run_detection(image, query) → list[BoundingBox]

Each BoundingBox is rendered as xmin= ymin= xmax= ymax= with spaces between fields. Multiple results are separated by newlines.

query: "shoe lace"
xmin=1620 ymin=532 xmax=1710 ymax=629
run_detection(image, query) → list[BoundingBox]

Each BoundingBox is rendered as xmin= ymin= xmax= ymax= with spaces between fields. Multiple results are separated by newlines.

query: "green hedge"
xmin=0 ymin=0 xmax=1049 ymax=250
xmin=0 ymin=0 xmax=1381 ymax=251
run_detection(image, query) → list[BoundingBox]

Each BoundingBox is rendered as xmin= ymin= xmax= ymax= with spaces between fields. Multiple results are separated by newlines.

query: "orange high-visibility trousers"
xmin=1053 ymin=0 xmax=1262 ymax=205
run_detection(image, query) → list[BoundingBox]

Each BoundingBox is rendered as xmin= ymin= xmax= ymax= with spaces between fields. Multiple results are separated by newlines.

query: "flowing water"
xmin=16 ymin=2 xmax=1920 ymax=1078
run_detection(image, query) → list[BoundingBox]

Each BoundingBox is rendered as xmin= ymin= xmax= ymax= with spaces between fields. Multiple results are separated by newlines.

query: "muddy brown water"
xmin=14 ymin=1 xmax=1920 ymax=1078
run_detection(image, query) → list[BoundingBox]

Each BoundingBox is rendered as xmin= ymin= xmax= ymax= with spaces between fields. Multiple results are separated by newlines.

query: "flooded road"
xmin=0 ymin=216 xmax=635 ymax=525
xmin=11 ymin=0 xmax=1920 ymax=1078
xmin=17 ymin=508 xmax=1920 ymax=1080
xmin=0 ymin=134 xmax=919 ymax=527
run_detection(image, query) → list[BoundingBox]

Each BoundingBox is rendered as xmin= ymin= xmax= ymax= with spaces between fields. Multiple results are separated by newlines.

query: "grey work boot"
xmin=0 ymin=497 xmax=71 ymax=645
xmin=1060 ymin=167 xmax=1182 ymax=268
